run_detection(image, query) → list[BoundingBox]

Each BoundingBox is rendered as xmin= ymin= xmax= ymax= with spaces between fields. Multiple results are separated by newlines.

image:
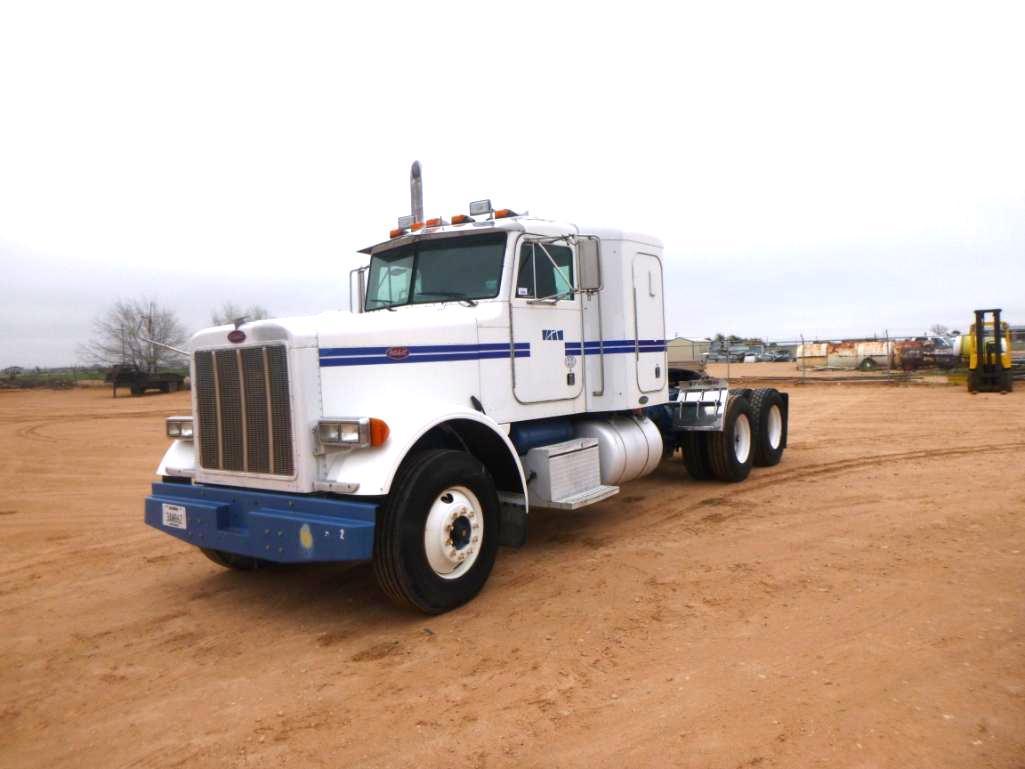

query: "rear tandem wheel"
xmin=706 ymin=395 xmax=754 ymax=483
xmin=749 ymin=388 xmax=787 ymax=467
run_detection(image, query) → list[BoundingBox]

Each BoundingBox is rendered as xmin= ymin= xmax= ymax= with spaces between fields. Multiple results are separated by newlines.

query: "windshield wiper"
xmin=417 ymin=291 xmax=478 ymax=307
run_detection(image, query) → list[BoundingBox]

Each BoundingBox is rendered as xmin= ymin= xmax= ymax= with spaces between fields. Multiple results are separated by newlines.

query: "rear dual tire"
xmin=749 ymin=388 xmax=786 ymax=467
xmin=681 ymin=431 xmax=714 ymax=481
xmin=706 ymin=396 xmax=754 ymax=483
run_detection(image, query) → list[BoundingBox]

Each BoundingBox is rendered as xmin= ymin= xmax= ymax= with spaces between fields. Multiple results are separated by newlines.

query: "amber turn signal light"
xmin=369 ymin=418 xmax=390 ymax=446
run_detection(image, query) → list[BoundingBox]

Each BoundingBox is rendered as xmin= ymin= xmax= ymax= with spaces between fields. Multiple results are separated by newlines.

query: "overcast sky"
xmin=2 ymin=1 xmax=1023 ymax=367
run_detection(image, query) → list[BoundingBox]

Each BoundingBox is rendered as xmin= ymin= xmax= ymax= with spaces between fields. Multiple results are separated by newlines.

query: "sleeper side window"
xmin=515 ymin=242 xmax=575 ymax=300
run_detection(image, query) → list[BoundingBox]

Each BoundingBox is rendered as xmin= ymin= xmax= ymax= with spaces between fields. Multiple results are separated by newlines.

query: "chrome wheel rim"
xmin=423 ymin=485 xmax=483 ymax=580
xmin=733 ymin=413 xmax=752 ymax=463
xmin=767 ymin=404 xmax=783 ymax=449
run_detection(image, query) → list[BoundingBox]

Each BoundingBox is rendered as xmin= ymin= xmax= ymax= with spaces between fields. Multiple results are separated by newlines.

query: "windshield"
xmin=365 ymin=233 xmax=507 ymax=310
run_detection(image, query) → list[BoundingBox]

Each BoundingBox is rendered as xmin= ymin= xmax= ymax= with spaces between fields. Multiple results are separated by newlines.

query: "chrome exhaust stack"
xmin=410 ymin=160 xmax=423 ymax=223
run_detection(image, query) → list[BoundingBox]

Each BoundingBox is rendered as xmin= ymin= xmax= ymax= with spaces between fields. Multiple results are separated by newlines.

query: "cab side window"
xmin=515 ymin=242 xmax=574 ymax=300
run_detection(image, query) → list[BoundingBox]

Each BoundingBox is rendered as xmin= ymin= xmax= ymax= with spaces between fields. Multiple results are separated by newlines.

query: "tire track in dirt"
xmin=648 ymin=441 xmax=1025 ymax=531
xmin=8 ymin=410 xmax=179 ymax=444
xmin=0 ymin=408 xmax=179 ymax=427
xmin=13 ymin=423 xmax=59 ymax=444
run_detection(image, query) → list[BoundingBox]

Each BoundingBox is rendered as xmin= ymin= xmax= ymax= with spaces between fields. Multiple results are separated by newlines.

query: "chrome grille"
xmin=194 ymin=346 xmax=295 ymax=476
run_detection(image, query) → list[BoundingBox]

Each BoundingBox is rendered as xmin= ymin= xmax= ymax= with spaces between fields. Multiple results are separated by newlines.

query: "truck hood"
xmin=189 ymin=303 xmax=493 ymax=353
xmin=317 ymin=304 xmax=485 ymax=356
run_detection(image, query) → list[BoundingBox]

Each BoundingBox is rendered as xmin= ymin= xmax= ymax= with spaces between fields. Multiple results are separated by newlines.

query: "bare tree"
xmin=79 ymin=299 xmax=187 ymax=373
xmin=211 ymin=302 xmax=271 ymax=326
xmin=929 ymin=323 xmax=950 ymax=337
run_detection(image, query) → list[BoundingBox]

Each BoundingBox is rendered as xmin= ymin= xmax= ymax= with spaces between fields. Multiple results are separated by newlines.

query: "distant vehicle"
xmin=705 ymin=351 xmax=744 ymax=363
xmin=897 ymin=336 xmax=959 ymax=371
xmin=964 ymin=309 xmax=1013 ymax=393
xmin=106 ymin=365 xmax=185 ymax=396
xmin=771 ymin=350 xmax=794 ymax=362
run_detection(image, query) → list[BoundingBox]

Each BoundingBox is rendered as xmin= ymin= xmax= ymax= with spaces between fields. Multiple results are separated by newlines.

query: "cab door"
xmin=633 ymin=252 xmax=666 ymax=392
xmin=511 ymin=238 xmax=584 ymax=404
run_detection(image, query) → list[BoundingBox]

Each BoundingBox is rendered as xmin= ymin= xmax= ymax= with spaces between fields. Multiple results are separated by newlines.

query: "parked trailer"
xmin=144 ymin=165 xmax=791 ymax=613
xmin=106 ymin=365 xmax=185 ymax=396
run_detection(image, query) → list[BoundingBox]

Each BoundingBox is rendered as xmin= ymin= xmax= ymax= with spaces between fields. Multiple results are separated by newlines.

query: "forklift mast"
xmin=969 ymin=308 xmax=1013 ymax=393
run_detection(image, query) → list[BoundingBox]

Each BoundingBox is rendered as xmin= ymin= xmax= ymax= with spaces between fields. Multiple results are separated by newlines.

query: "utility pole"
xmin=147 ymin=303 xmax=155 ymax=374
xmin=800 ymin=333 xmax=807 ymax=383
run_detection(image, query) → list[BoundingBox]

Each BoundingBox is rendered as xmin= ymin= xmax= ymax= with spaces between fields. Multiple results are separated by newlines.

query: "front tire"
xmin=201 ymin=548 xmax=268 ymax=571
xmin=373 ymin=450 xmax=500 ymax=614
xmin=707 ymin=396 xmax=754 ymax=483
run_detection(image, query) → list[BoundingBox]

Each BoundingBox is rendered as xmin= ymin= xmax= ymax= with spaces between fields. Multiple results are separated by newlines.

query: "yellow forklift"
xmin=966 ymin=308 xmax=1013 ymax=393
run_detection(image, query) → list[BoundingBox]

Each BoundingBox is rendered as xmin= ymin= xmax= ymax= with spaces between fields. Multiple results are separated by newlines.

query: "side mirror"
xmin=578 ymin=238 xmax=601 ymax=291
xmin=349 ymin=265 xmax=369 ymax=313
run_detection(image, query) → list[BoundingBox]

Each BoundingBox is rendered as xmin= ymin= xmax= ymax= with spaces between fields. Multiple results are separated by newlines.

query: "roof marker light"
xmin=424 ymin=217 xmax=447 ymax=228
xmin=389 ymin=227 xmax=406 ymax=238
xmin=494 ymin=208 xmax=518 ymax=219
xmin=451 ymin=214 xmax=473 ymax=224
xmin=410 ymin=221 xmax=425 ymax=231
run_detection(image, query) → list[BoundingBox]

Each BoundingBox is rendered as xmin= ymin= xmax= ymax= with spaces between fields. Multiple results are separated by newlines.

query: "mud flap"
xmin=498 ymin=496 xmax=527 ymax=548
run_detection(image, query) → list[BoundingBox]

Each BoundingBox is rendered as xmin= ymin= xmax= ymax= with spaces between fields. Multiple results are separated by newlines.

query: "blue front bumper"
xmin=144 ymin=482 xmax=378 ymax=563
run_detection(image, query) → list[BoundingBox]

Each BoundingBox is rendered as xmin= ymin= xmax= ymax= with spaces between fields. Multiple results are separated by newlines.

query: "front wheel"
xmin=373 ymin=449 xmax=500 ymax=614
xmin=200 ymin=548 xmax=269 ymax=571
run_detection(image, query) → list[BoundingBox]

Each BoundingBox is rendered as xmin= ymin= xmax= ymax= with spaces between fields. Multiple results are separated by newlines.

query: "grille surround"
xmin=194 ymin=345 xmax=295 ymax=476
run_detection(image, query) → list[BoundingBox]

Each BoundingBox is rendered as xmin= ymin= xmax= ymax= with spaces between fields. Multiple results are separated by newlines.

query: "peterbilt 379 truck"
xmin=145 ymin=165 xmax=789 ymax=614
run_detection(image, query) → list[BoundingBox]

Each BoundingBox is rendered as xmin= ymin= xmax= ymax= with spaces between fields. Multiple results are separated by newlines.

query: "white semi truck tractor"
xmin=146 ymin=164 xmax=789 ymax=614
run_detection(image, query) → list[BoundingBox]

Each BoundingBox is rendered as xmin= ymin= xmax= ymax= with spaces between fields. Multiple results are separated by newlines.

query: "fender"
xmin=320 ymin=409 xmax=528 ymax=509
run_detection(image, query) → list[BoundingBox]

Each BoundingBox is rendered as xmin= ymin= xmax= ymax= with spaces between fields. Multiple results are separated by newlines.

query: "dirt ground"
xmin=704 ymin=361 xmax=946 ymax=381
xmin=2 ymin=383 xmax=1024 ymax=769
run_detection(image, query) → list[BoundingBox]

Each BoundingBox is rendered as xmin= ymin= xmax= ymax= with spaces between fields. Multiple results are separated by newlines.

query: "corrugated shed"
xmin=667 ymin=337 xmax=710 ymax=365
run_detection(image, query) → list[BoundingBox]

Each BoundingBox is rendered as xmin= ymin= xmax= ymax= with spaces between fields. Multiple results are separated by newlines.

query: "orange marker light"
xmin=369 ymin=418 xmax=390 ymax=446
xmin=425 ymin=217 xmax=444 ymax=227
xmin=389 ymin=228 xmax=406 ymax=238
xmin=410 ymin=221 xmax=425 ymax=231
xmin=451 ymin=214 xmax=472 ymax=224
xmin=494 ymin=208 xmax=517 ymax=219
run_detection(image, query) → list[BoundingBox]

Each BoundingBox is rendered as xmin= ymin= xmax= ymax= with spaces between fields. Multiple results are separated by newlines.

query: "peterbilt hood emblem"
xmin=228 ymin=316 xmax=247 ymax=343
xmin=386 ymin=346 xmax=410 ymax=360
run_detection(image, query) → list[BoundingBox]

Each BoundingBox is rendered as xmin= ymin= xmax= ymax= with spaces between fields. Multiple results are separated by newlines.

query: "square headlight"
xmin=166 ymin=416 xmax=194 ymax=439
xmin=318 ymin=418 xmax=370 ymax=447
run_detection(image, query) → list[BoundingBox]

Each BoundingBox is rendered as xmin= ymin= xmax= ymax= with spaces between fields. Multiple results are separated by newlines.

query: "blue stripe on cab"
xmin=564 ymin=339 xmax=666 ymax=355
xmin=320 ymin=342 xmax=527 ymax=358
xmin=319 ymin=342 xmax=530 ymax=367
